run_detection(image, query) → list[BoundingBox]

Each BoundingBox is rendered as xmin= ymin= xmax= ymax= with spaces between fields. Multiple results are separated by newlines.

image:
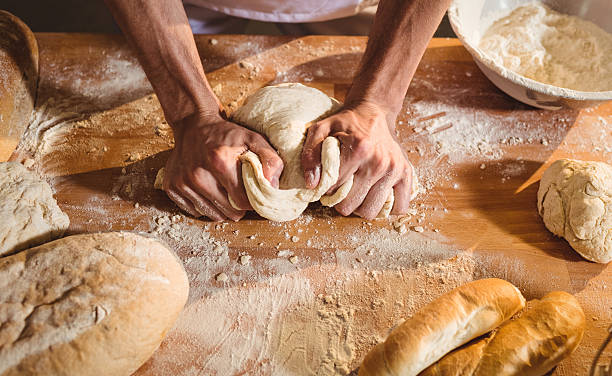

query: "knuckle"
xmin=354 ymin=138 xmax=372 ymax=156
xmin=208 ymin=147 xmax=226 ymax=166
xmin=249 ymin=132 xmax=268 ymax=146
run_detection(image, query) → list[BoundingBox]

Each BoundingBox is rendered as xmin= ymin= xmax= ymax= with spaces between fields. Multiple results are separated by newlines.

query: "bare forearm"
xmin=105 ymin=0 xmax=221 ymax=126
xmin=346 ymin=0 xmax=451 ymax=118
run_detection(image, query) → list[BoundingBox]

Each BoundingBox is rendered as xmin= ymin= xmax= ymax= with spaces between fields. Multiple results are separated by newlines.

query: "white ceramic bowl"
xmin=448 ymin=0 xmax=612 ymax=110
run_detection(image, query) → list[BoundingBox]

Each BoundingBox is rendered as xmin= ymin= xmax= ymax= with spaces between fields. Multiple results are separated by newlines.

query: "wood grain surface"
xmin=9 ymin=34 xmax=612 ymax=375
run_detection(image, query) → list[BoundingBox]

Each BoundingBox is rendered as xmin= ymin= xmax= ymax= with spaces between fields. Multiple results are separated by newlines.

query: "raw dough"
xmin=0 ymin=162 xmax=69 ymax=256
xmin=537 ymin=159 xmax=612 ymax=263
xmin=230 ymin=83 xmax=401 ymax=221
xmin=479 ymin=3 xmax=612 ymax=92
xmin=0 ymin=232 xmax=189 ymax=375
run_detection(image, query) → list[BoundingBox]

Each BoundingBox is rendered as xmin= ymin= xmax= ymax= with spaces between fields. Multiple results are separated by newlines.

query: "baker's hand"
xmin=301 ymin=101 xmax=414 ymax=219
xmin=163 ymin=112 xmax=284 ymax=221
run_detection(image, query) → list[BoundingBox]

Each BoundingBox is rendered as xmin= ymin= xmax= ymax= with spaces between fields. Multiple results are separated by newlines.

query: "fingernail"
xmin=305 ymin=170 xmax=314 ymax=188
xmin=305 ymin=167 xmax=320 ymax=188
xmin=270 ymin=175 xmax=279 ymax=188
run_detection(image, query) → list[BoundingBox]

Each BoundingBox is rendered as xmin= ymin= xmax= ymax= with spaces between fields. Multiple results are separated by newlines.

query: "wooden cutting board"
xmin=10 ymin=34 xmax=611 ymax=375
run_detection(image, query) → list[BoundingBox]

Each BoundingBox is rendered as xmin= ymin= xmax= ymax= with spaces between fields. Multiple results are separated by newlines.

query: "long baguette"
xmin=420 ymin=291 xmax=585 ymax=376
xmin=359 ymin=279 xmax=525 ymax=376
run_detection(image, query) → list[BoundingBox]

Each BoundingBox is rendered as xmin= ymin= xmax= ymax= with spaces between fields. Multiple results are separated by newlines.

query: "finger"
xmin=174 ymin=181 xmax=226 ymax=221
xmin=189 ymin=169 xmax=245 ymax=221
xmin=202 ymin=153 xmax=252 ymax=211
xmin=334 ymin=169 xmax=380 ymax=217
xmin=247 ymin=135 xmax=284 ymax=188
xmin=391 ymin=173 xmax=413 ymax=215
xmin=301 ymin=122 xmax=330 ymax=189
xmin=325 ymin=132 xmax=363 ymax=195
xmin=215 ymin=159 xmax=252 ymax=211
xmin=354 ymin=174 xmax=397 ymax=220
xmin=164 ymin=187 xmax=201 ymax=218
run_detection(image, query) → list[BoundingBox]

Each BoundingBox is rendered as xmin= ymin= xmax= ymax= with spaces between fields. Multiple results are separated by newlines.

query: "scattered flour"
xmin=479 ymin=2 xmax=612 ymax=92
xmin=137 ymin=224 xmax=492 ymax=376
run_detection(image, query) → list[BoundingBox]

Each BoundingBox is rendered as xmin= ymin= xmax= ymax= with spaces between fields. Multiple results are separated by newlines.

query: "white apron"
xmin=183 ymin=0 xmax=376 ymax=23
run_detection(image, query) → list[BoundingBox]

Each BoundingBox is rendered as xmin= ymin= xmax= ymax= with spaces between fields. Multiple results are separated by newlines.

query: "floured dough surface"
xmin=0 ymin=232 xmax=189 ymax=376
xmin=230 ymin=83 xmax=396 ymax=221
xmin=537 ymin=159 xmax=612 ymax=263
xmin=0 ymin=162 xmax=69 ymax=256
xmin=479 ymin=3 xmax=612 ymax=92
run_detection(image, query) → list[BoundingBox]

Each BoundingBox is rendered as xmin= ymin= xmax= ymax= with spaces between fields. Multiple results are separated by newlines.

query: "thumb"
xmin=248 ymin=136 xmax=284 ymax=188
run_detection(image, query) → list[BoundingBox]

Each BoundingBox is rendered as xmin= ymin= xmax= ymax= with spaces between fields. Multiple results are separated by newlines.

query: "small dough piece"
xmin=0 ymin=232 xmax=189 ymax=376
xmin=154 ymin=167 xmax=165 ymax=190
xmin=0 ymin=161 xmax=69 ymax=256
xmin=421 ymin=291 xmax=585 ymax=376
xmin=231 ymin=83 xmax=407 ymax=221
xmin=537 ymin=159 xmax=612 ymax=263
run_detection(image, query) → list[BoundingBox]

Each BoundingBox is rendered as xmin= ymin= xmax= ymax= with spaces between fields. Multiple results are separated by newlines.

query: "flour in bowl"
xmin=478 ymin=2 xmax=612 ymax=92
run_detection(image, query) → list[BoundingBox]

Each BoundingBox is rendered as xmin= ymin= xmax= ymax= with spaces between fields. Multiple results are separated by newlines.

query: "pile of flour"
xmin=478 ymin=2 xmax=612 ymax=92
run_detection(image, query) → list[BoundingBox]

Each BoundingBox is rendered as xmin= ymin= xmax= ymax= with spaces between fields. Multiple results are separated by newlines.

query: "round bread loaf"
xmin=0 ymin=232 xmax=189 ymax=376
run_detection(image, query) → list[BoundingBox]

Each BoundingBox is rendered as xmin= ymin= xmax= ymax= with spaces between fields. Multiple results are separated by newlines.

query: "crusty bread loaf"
xmin=359 ymin=279 xmax=525 ymax=376
xmin=420 ymin=291 xmax=585 ymax=376
xmin=0 ymin=232 xmax=189 ymax=376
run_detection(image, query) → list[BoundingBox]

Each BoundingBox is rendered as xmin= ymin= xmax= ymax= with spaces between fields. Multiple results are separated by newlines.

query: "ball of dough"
xmin=230 ymin=83 xmax=400 ymax=221
xmin=0 ymin=162 xmax=69 ymax=256
xmin=537 ymin=159 xmax=612 ymax=263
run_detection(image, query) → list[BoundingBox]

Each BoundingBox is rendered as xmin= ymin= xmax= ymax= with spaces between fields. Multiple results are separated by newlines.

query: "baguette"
xmin=359 ymin=279 xmax=525 ymax=376
xmin=420 ymin=291 xmax=585 ymax=376
xmin=0 ymin=232 xmax=189 ymax=376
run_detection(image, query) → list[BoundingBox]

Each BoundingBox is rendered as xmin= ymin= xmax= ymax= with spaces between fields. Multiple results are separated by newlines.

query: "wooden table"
xmin=12 ymin=34 xmax=612 ymax=375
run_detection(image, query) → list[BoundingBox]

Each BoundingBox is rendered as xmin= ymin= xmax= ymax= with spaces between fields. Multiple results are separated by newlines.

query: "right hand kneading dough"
xmin=0 ymin=232 xmax=189 ymax=376
xmin=358 ymin=279 xmax=525 ymax=376
xmin=230 ymin=83 xmax=414 ymax=222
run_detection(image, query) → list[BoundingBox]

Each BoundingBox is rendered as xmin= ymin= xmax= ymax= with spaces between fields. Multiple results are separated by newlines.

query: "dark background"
xmin=2 ymin=0 xmax=456 ymax=36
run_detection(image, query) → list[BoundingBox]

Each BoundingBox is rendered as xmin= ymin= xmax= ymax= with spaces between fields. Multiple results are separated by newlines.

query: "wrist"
xmin=343 ymin=97 xmax=400 ymax=131
xmin=344 ymin=86 xmax=403 ymax=120
xmin=171 ymin=102 xmax=224 ymax=132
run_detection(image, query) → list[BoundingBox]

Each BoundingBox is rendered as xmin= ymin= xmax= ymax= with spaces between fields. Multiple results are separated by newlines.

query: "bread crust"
xmin=0 ymin=232 xmax=189 ymax=376
xmin=359 ymin=279 xmax=525 ymax=376
xmin=420 ymin=291 xmax=585 ymax=376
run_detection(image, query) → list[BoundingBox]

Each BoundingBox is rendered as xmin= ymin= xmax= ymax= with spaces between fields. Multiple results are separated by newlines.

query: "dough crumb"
xmin=288 ymin=255 xmax=299 ymax=264
xmin=22 ymin=158 xmax=35 ymax=168
xmin=215 ymin=272 xmax=228 ymax=282
xmin=238 ymin=255 xmax=251 ymax=265
xmin=209 ymin=38 xmax=218 ymax=45
xmin=239 ymin=61 xmax=255 ymax=70
xmin=412 ymin=226 xmax=425 ymax=233
xmin=126 ymin=152 xmax=140 ymax=162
